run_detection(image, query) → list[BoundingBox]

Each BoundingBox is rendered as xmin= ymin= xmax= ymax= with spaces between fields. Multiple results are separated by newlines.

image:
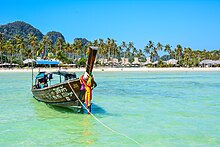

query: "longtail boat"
xmin=31 ymin=46 xmax=98 ymax=112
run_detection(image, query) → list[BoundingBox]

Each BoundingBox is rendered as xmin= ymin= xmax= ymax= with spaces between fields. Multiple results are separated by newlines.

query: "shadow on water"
xmin=47 ymin=105 xmax=81 ymax=113
xmin=31 ymin=98 xmax=107 ymax=115
xmin=47 ymin=103 xmax=107 ymax=114
xmin=90 ymin=103 xmax=107 ymax=114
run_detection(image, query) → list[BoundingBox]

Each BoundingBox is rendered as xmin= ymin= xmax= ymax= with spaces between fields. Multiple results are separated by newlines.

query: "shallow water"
xmin=0 ymin=71 xmax=220 ymax=146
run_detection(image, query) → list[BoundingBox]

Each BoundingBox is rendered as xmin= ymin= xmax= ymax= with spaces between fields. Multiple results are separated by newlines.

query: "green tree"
xmin=72 ymin=39 xmax=83 ymax=59
xmin=28 ymin=33 xmax=38 ymax=61
xmin=133 ymin=47 xmax=138 ymax=57
xmin=56 ymin=37 xmax=64 ymax=51
xmin=164 ymin=44 xmax=171 ymax=60
xmin=120 ymin=41 xmax=127 ymax=59
xmin=3 ymin=39 xmax=14 ymax=67
xmin=128 ymin=41 xmax=134 ymax=58
xmin=97 ymin=38 xmax=106 ymax=59
xmin=41 ymin=35 xmax=52 ymax=59
xmin=175 ymin=44 xmax=183 ymax=63
xmin=183 ymin=47 xmax=192 ymax=67
xmin=106 ymin=38 xmax=111 ymax=60
xmin=0 ymin=33 xmax=5 ymax=66
xmin=145 ymin=41 xmax=160 ymax=62
xmin=63 ymin=42 xmax=73 ymax=58
xmin=110 ymin=39 xmax=117 ymax=58
xmin=15 ymin=35 xmax=26 ymax=67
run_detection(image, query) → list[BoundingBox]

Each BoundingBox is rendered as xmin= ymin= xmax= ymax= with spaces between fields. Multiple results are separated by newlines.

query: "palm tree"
xmin=93 ymin=39 xmax=99 ymax=46
xmin=56 ymin=37 xmax=64 ymax=51
xmin=133 ymin=47 xmax=138 ymax=57
xmin=63 ymin=42 xmax=72 ymax=58
xmin=73 ymin=39 xmax=83 ymax=58
xmin=117 ymin=46 xmax=122 ymax=58
xmin=144 ymin=45 xmax=150 ymax=55
xmin=110 ymin=39 xmax=116 ymax=58
xmin=175 ymin=44 xmax=183 ymax=61
xmin=202 ymin=49 xmax=207 ymax=60
xmin=183 ymin=47 xmax=192 ymax=67
xmin=16 ymin=36 xmax=26 ymax=67
xmin=128 ymin=41 xmax=134 ymax=59
xmin=41 ymin=35 xmax=52 ymax=59
xmin=164 ymin=44 xmax=171 ymax=60
xmin=38 ymin=41 xmax=44 ymax=58
xmin=0 ymin=33 xmax=5 ymax=67
xmin=106 ymin=38 xmax=111 ymax=60
xmin=191 ymin=51 xmax=197 ymax=67
xmin=144 ymin=41 xmax=159 ymax=62
xmin=137 ymin=49 xmax=146 ymax=61
xmin=170 ymin=50 xmax=175 ymax=59
xmin=47 ymin=39 xmax=53 ymax=57
xmin=3 ymin=39 xmax=14 ymax=68
xmin=97 ymin=38 xmax=105 ymax=59
xmin=120 ymin=41 xmax=127 ymax=59
xmin=156 ymin=42 xmax=163 ymax=51
xmin=28 ymin=33 xmax=38 ymax=63
xmin=211 ymin=50 xmax=220 ymax=60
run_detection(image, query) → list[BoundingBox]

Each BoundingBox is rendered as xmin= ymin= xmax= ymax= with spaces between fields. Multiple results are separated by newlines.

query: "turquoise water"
xmin=0 ymin=71 xmax=220 ymax=146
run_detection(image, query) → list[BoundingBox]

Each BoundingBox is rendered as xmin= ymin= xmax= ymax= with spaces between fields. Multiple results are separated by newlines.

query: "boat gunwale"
xmin=31 ymin=78 xmax=80 ymax=92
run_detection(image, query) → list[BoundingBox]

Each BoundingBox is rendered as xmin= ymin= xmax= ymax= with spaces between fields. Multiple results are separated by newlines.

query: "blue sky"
xmin=1 ymin=0 xmax=220 ymax=51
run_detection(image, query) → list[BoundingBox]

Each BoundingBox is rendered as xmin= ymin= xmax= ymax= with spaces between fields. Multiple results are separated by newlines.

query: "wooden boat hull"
xmin=31 ymin=46 xmax=98 ymax=112
xmin=32 ymin=78 xmax=83 ymax=111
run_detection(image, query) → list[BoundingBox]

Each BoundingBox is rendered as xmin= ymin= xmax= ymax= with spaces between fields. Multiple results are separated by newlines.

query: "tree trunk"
xmin=1 ymin=52 xmax=3 ymax=68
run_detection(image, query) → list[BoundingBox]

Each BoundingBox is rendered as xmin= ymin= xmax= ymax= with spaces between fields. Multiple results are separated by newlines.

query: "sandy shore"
xmin=0 ymin=67 xmax=220 ymax=73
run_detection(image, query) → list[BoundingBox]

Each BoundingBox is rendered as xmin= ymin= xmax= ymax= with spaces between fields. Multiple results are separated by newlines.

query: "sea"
xmin=0 ymin=71 xmax=219 ymax=146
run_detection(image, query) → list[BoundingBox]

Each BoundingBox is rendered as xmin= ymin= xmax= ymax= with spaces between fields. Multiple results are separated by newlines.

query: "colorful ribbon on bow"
xmin=80 ymin=73 xmax=93 ymax=108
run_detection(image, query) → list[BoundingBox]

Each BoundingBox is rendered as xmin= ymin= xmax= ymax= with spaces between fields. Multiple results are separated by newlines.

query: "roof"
xmin=35 ymin=72 xmax=46 ymax=79
xmin=90 ymin=46 xmax=98 ymax=50
xmin=51 ymin=71 xmax=75 ymax=77
xmin=23 ymin=59 xmax=35 ymax=64
xmin=199 ymin=60 xmax=220 ymax=65
xmin=36 ymin=60 xmax=60 ymax=65
xmin=166 ymin=59 xmax=178 ymax=65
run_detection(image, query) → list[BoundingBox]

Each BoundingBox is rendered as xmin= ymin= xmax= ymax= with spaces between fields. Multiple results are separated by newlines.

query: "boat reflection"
xmin=32 ymin=98 xmax=106 ymax=115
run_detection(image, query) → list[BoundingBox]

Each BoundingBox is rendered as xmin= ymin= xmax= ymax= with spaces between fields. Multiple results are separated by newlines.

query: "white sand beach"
xmin=1 ymin=67 xmax=220 ymax=73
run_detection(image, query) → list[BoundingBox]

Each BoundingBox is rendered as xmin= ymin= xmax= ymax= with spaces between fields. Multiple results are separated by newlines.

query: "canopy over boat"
xmin=35 ymin=72 xmax=47 ymax=79
xmin=52 ymin=71 xmax=77 ymax=80
xmin=51 ymin=71 xmax=76 ymax=77
xmin=36 ymin=60 xmax=60 ymax=65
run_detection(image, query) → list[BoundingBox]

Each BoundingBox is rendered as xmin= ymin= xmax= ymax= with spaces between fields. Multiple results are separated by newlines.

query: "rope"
xmin=67 ymin=81 xmax=144 ymax=147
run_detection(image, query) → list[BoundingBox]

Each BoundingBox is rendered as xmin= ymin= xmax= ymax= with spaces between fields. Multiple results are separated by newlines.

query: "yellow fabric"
xmin=87 ymin=76 xmax=92 ymax=86
xmin=85 ymin=86 xmax=91 ymax=107
xmin=80 ymin=74 xmax=93 ymax=107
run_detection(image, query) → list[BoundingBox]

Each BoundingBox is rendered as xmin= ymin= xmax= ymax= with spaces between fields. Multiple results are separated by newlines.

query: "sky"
xmin=1 ymin=0 xmax=220 ymax=51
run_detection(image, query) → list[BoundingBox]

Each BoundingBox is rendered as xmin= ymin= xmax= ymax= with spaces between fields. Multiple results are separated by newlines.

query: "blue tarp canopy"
xmin=36 ymin=60 xmax=60 ymax=65
xmin=36 ymin=72 xmax=46 ymax=79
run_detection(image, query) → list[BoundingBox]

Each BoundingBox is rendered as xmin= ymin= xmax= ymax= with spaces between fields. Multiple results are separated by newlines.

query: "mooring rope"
xmin=67 ymin=81 xmax=144 ymax=147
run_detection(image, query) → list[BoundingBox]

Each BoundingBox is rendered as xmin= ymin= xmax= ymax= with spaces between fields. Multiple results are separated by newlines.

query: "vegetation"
xmin=0 ymin=21 xmax=220 ymax=68
xmin=46 ymin=31 xmax=65 ymax=44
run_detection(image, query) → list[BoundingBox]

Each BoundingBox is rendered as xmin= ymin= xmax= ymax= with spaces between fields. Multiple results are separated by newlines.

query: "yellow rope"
xmin=67 ymin=81 xmax=144 ymax=147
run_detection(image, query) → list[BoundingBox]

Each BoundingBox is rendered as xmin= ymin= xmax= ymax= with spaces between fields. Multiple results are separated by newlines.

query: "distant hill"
xmin=46 ymin=31 xmax=65 ymax=44
xmin=74 ymin=38 xmax=89 ymax=46
xmin=0 ymin=21 xmax=67 ymax=43
xmin=0 ymin=21 xmax=43 ymax=40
